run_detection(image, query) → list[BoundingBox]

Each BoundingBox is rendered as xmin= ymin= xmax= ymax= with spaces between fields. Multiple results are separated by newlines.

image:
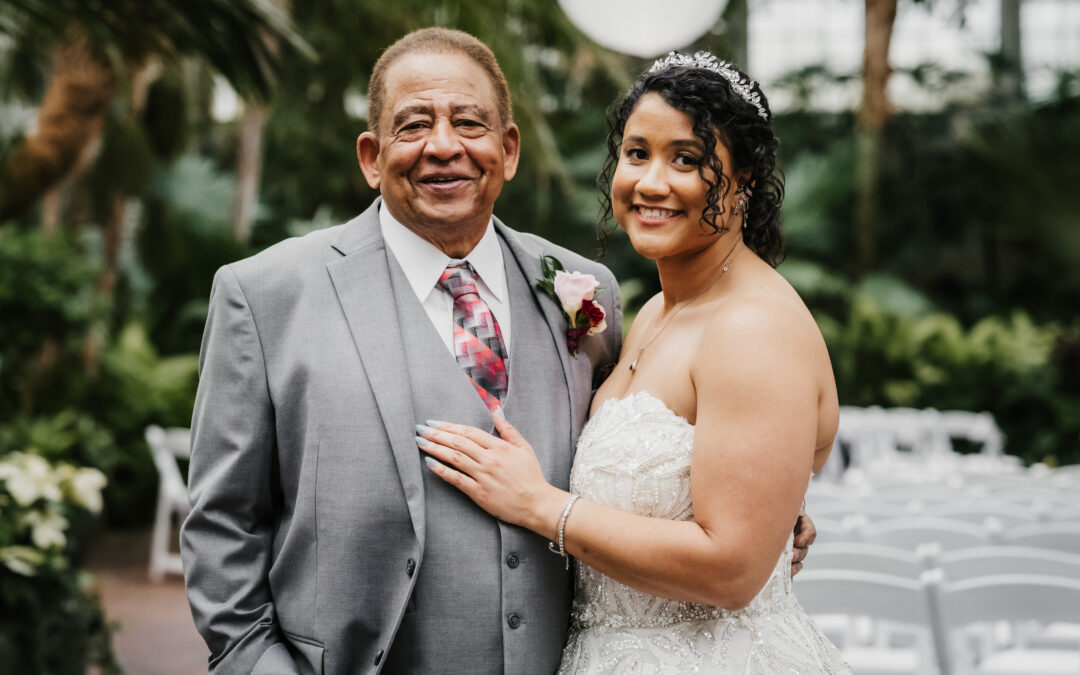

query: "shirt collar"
xmin=378 ymin=204 xmax=506 ymax=303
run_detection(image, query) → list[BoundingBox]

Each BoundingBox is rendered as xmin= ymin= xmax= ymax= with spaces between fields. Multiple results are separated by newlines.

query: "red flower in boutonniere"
xmin=536 ymin=255 xmax=608 ymax=356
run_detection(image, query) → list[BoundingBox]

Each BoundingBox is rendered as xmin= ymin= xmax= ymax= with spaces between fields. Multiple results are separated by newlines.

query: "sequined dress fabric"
xmin=558 ymin=391 xmax=850 ymax=674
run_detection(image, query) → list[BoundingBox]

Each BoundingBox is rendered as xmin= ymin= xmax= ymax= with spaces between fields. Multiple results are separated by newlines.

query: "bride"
xmin=416 ymin=51 xmax=849 ymax=673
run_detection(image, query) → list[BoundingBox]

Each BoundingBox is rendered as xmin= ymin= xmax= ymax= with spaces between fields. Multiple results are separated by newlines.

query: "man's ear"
xmin=357 ymin=132 xmax=381 ymax=189
xmin=501 ymin=123 xmax=521 ymax=182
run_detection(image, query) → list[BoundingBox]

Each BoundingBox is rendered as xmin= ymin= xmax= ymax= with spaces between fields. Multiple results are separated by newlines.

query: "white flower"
xmin=587 ymin=317 xmax=608 ymax=337
xmin=24 ymin=509 xmax=69 ymax=549
xmin=553 ymin=271 xmax=599 ymax=322
xmin=0 ymin=546 xmax=45 ymax=576
xmin=2 ymin=453 xmax=62 ymax=506
xmin=67 ymin=468 xmax=107 ymax=514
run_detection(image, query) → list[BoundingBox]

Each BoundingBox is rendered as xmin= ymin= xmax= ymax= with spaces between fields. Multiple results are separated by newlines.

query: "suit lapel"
xmin=326 ymin=200 xmax=426 ymax=546
xmin=495 ymin=219 xmax=585 ymax=438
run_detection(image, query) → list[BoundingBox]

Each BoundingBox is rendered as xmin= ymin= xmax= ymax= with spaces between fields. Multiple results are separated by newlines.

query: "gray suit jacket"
xmin=180 ymin=200 xmax=622 ymax=674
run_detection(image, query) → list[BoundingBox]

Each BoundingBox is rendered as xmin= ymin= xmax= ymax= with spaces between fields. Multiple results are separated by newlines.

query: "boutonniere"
xmin=536 ymin=255 xmax=608 ymax=356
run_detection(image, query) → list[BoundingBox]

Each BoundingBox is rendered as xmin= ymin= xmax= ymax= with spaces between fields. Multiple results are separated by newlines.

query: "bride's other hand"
xmin=416 ymin=409 xmax=567 ymax=532
xmin=791 ymin=513 xmax=816 ymax=576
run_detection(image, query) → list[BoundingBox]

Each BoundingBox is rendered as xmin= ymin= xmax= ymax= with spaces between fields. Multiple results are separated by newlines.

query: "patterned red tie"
xmin=438 ymin=262 xmax=508 ymax=411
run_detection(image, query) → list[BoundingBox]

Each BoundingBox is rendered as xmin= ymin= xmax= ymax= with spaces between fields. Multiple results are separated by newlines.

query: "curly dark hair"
xmin=598 ymin=57 xmax=785 ymax=266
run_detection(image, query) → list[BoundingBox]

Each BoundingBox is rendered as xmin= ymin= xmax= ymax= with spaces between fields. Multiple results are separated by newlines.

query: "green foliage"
xmin=776 ymin=85 xmax=1080 ymax=323
xmin=142 ymin=71 xmax=190 ymax=161
xmin=823 ymin=294 xmax=1078 ymax=465
xmin=0 ymin=224 xmax=198 ymax=526
xmin=0 ymin=452 xmax=118 ymax=674
xmin=0 ymin=0 xmax=313 ymax=101
xmin=137 ymin=154 xmax=247 ymax=353
xmin=0 ymin=227 xmax=100 ymax=416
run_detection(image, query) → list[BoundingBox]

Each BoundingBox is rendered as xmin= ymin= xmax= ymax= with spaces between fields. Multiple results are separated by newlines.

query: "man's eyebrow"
xmin=391 ymin=103 xmax=434 ymax=129
xmin=450 ymin=103 xmax=493 ymax=121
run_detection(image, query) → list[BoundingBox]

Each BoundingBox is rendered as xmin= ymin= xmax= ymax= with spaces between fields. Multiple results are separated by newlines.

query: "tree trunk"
xmin=83 ymin=59 xmax=159 ymax=374
xmin=229 ymin=0 xmax=288 ymax=245
xmin=855 ymin=0 xmax=898 ymax=278
xmin=231 ymin=103 xmax=269 ymax=244
xmin=721 ymin=0 xmax=749 ymax=69
xmin=997 ymin=0 xmax=1023 ymax=100
xmin=0 ymin=31 xmax=116 ymax=222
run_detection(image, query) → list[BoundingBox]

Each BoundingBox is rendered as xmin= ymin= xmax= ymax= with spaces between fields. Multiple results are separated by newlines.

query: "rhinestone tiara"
xmin=648 ymin=51 xmax=768 ymax=121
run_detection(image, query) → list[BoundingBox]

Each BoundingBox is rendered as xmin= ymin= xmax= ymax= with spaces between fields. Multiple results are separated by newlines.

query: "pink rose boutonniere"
xmin=536 ymin=255 xmax=608 ymax=356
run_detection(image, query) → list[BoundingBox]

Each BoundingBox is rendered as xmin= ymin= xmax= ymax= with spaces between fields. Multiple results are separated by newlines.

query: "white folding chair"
xmin=813 ymin=516 xmax=864 ymax=545
xmin=810 ymin=543 xmax=924 ymax=579
xmin=873 ymin=485 xmax=964 ymax=505
xmin=922 ymin=501 xmax=1039 ymax=529
xmin=929 ymin=574 xmax=1080 ymax=675
xmin=929 ymin=546 xmax=1080 ymax=653
xmin=795 ymin=569 xmax=941 ymax=674
xmin=1003 ymin=522 xmax=1080 ymax=555
xmin=931 ymin=546 xmax=1080 ymax=581
xmin=1048 ymin=505 xmax=1080 ymax=523
xmin=863 ymin=517 xmax=992 ymax=552
xmin=145 ymin=425 xmax=191 ymax=581
xmin=935 ymin=410 xmax=1004 ymax=457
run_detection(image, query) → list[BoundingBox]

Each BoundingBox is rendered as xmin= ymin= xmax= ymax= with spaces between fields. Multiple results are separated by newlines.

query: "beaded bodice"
xmin=568 ymin=391 xmax=796 ymax=630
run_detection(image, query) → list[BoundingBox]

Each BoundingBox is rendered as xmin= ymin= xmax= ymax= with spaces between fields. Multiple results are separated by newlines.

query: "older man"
xmin=181 ymin=28 xmax=620 ymax=675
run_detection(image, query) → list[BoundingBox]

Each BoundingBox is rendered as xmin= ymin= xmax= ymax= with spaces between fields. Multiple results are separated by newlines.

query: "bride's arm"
xmin=419 ymin=300 xmax=824 ymax=610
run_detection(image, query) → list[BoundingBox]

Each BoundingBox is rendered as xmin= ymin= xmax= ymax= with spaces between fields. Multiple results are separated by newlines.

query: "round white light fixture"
xmin=558 ymin=0 xmax=728 ymax=58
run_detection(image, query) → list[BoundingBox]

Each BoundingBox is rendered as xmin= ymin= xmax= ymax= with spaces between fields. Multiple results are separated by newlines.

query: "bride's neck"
xmin=656 ymin=235 xmax=742 ymax=309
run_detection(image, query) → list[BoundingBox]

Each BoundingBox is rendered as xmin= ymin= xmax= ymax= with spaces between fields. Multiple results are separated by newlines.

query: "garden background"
xmin=0 ymin=0 xmax=1077 ymax=671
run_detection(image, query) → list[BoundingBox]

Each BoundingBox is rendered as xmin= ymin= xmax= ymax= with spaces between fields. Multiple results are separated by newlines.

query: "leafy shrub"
xmin=0 ymin=227 xmax=99 ymax=416
xmin=0 ymin=452 xmax=118 ymax=674
xmin=824 ymin=295 xmax=1078 ymax=465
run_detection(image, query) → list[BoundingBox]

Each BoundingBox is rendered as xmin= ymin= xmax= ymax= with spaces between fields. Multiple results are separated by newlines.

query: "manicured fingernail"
xmin=426 ymin=419 xmax=444 ymax=429
xmin=415 ymin=435 xmax=432 ymax=448
xmin=493 ymin=406 xmax=505 ymax=421
xmin=424 ymin=457 xmax=439 ymax=469
xmin=416 ymin=424 xmax=432 ymax=435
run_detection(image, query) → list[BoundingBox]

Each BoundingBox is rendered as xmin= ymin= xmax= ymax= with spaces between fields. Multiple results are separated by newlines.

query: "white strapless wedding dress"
xmin=557 ymin=391 xmax=850 ymax=674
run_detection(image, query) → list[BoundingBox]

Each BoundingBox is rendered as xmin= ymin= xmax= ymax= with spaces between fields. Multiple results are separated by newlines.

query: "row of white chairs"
xmin=814 ymin=516 xmax=1080 ymax=555
xmin=795 ymin=544 xmax=1080 ymax=674
xmin=817 ymin=406 xmax=1010 ymax=483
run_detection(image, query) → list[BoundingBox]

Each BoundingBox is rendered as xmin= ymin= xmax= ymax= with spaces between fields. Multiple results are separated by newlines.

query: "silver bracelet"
xmin=547 ymin=494 xmax=580 ymax=570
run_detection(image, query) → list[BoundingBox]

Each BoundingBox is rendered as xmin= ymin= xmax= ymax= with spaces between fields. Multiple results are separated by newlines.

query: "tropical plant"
xmin=0 ymin=451 xmax=117 ymax=674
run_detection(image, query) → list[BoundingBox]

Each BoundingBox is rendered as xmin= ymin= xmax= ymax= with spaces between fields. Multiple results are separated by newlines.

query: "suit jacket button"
xmin=374 ymin=649 xmax=384 ymax=665
xmin=506 ymin=553 xmax=519 ymax=568
xmin=406 ymin=558 xmax=416 ymax=577
xmin=507 ymin=613 xmax=522 ymax=629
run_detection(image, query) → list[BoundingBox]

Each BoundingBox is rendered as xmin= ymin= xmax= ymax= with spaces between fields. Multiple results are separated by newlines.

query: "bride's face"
xmin=611 ymin=93 xmax=737 ymax=262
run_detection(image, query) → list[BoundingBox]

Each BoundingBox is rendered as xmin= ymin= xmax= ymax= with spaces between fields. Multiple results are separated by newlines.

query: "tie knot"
xmin=438 ymin=262 xmax=480 ymax=299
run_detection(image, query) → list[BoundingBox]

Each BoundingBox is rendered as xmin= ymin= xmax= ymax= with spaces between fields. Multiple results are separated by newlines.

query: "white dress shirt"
xmin=379 ymin=204 xmax=512 ymax=355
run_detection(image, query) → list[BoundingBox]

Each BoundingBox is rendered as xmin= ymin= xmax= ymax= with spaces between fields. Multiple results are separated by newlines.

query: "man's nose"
xmin=636 ymin=160 xmax=670 ymax=197
xmin=424 ymin=119 xmax=463 ymax=160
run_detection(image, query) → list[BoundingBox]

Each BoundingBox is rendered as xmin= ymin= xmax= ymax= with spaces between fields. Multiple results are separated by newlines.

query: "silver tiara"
xmin=648 ymin=51 xmax=768 ymax=121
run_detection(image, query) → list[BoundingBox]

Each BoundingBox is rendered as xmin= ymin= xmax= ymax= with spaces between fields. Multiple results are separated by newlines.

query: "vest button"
xmin=406 ymin=558 xmax=416 ymax=577
xmin=374 ymin=649 xmax=384 ymax=665
xmin=507 ymin=613 xmax=522 ymax=629
xmin=506 ymin=553 xmax=519 ymax=568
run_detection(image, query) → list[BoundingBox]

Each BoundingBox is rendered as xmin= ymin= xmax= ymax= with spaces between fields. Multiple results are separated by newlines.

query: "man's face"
xmin=357 ymin=51 xmax=520 ymax=245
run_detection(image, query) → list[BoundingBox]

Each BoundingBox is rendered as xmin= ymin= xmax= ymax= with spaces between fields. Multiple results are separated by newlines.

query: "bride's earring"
xmin=735 ymin=185 xmax=752 ymax=230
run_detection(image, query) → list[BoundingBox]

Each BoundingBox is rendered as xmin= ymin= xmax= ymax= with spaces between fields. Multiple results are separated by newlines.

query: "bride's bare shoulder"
xmin=696 ymin=270 xmax=827 ymax=375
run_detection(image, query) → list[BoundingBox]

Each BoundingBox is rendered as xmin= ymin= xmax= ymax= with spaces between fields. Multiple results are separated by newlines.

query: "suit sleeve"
xmin=180 ymin=265 xmax=300 ymax=675
xmin=605 ymin=268 xmax=624 ymax=360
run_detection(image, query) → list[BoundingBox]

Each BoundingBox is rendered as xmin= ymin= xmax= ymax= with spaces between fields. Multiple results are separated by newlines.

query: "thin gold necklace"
xmin=628 ymin=240 xmax=741 ymax=373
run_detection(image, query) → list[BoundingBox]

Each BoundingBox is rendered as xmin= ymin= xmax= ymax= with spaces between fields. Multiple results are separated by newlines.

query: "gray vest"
xmin=381 ymin=235 xmax=574 ymax=674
